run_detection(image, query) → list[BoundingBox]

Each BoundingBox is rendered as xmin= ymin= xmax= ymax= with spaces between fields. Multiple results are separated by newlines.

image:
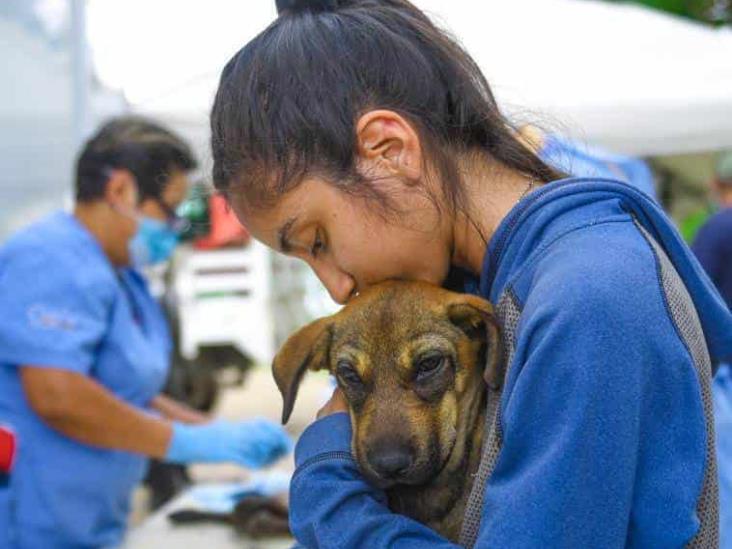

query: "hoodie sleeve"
xmin=289 ymin=413 xmax=461 ymax=549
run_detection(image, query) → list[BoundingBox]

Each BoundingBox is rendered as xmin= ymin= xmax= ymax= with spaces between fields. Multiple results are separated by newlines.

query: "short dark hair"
xmin=75 ymin=116 xmax=197 ymax=203
xmin=210 ymin=0 xmax=562 ymax=215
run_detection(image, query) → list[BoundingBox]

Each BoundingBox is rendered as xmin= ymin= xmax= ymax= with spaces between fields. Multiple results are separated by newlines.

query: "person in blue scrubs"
xmin=206 ymin=1 xmax=732 ymax=547
xmin=693 ymin=152 xmax=732 ymax=310
xmin=517 ymin=125 xmax=658 ymax=201
xmin=0 ymin=116 xmax=291 ymax=549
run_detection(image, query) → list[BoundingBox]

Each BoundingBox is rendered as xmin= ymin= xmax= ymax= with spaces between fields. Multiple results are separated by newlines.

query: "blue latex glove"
xmin=165 ymin=418 xmax=293 ymax=468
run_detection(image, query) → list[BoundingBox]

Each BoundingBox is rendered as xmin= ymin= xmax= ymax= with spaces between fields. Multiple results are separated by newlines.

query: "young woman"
xmin=210 ymin=1 xmax=732 ymax=547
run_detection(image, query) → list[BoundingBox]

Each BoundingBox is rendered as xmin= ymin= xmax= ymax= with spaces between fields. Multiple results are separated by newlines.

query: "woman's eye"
xmin=415 ymin=355 xmax=445 ymax=382
xmin=310 ymin=231 xmax=325 ymax=258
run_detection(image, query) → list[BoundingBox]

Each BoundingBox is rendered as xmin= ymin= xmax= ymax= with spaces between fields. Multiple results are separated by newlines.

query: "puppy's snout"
xmin=367 ymin=440 xmax=415 ymax=479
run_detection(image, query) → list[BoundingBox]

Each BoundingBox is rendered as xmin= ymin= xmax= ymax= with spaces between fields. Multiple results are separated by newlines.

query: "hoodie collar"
xmin=480 ymin=177 xmax=732 ymax=367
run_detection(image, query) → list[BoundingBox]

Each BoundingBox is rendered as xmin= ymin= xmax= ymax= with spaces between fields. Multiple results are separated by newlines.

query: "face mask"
xmin=129 ymin=216 xmax=181 ymax=267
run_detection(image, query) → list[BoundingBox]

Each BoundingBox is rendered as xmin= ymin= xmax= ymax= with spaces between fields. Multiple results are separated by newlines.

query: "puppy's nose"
xmin=368 ymin=444 xmax=414 ymax=479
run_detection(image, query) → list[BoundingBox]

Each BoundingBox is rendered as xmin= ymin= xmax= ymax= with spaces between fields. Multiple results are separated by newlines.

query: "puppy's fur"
xmin=273 ymin=281 xmax=501 ymax=541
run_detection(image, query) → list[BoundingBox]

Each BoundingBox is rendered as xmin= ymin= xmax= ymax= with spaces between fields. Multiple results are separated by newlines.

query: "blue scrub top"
xmin=539 ymin=134 xmax=658 ymax=200
xmin=0 ymin=212 xmax=171 ymax=549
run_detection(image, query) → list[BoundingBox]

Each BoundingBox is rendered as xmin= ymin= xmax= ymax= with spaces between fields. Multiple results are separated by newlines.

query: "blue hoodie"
xmin=289 ymin=177 xmax=732 ymax=548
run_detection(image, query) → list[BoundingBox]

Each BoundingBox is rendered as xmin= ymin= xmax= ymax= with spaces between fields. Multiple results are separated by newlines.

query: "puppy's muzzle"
xmin=366 ymin=438 xmax=416 ymax=482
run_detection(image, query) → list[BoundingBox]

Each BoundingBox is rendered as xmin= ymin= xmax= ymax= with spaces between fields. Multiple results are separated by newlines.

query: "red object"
xmin=0 ymin=426 xmax=16 ymax=473
xmin=194 ymin=194 xmax=251 ymax=250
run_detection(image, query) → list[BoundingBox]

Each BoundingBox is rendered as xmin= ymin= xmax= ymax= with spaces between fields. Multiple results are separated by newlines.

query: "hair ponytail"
xmin=211 ymin=0 xmax=562 ymax=212
xmin=275 ymin=0 xmax=340 ymax=14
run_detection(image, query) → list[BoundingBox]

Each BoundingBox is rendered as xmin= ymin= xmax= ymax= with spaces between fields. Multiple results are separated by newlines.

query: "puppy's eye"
xmin=336 ymin=361 xmax=362 ymax=387
xmin=415 ymin=355 xmax=445 ymax=383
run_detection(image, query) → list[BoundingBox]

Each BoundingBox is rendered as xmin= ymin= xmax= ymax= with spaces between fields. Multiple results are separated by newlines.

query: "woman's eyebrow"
xmin=278 ymin=217 xmax=297 ymax=253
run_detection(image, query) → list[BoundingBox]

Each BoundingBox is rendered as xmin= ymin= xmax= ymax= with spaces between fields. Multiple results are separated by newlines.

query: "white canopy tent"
xmin=124 ymin=0 xmax=732 ymax=158
xmin=0 ymin=1 xmax=124 ymax=239
xmin=418 ymin=0 xmax=732 ymax=156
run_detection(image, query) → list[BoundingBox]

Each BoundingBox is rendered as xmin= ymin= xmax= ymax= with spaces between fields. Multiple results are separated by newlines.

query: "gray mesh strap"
xmin=635 ymin=221 xmax=719 ymax=548
xmin=459 ymin=289 xmax=522 ymax=548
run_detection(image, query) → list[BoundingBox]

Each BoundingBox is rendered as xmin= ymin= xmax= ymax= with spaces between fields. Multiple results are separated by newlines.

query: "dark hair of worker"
xmin=75 ymin=116 xmax=197 ymax=203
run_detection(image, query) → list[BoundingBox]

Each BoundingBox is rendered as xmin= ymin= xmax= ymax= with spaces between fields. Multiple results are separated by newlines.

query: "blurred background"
xmin=1 ymin=0 xmax=731 ymax=546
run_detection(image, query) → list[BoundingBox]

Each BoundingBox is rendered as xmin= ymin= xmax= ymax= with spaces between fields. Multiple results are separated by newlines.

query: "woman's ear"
xmin=355 ymin=110 xmax=423 ymax=183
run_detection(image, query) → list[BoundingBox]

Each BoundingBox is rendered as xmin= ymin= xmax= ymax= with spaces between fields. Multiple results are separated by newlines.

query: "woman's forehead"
xmin=232 ymin=178 xmax=327 ymax=244
xmin=230 ymin=197 xmax=277 ymax=241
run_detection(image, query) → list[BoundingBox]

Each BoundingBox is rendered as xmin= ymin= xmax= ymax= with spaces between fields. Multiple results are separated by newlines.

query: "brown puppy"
xmin=273 ymin=280 xmax=502 ymax=541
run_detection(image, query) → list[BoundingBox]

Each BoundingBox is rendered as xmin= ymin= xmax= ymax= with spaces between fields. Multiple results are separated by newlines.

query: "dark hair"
xmin=211 ymin=0 xmax=562 ymax=215
xmin=75 ymin=116 xmax=197 ymax=203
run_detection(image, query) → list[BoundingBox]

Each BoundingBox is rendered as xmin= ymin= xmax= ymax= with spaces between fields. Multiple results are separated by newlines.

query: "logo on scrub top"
xmin=27 ymin=304 xmax=78 ymax=332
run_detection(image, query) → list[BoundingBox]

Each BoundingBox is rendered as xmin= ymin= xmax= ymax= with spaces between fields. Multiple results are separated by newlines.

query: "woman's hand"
xmin=316 ymin=387 xmax=349 ymax=419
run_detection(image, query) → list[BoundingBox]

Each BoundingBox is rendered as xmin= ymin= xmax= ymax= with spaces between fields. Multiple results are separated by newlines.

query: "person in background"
xmin=0 ymin=116 xmax=291 ymax=549
xmin=518 ymin=125 xmax=658 ymax=201
xmin=693 ymin=151 xmax=732 ymax=549
xmin=693 ymin=152 xmax=732 ymax=310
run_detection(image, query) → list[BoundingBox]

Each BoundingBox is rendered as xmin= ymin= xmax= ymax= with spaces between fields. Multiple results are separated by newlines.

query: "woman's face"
xmin=234 ymin=177 xmax=453 ymax=305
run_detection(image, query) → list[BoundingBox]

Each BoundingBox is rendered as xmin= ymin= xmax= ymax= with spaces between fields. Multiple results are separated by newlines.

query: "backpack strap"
xmin=459 ymin=289 xmax=521 ymax=548
xmin=634 ymin=220 xmax=718 ymax=548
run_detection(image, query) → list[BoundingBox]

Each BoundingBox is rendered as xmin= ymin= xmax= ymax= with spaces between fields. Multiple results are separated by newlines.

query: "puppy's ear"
xmin=272 ymin=317 xmax=334 ymax=424
xmin=447 ymin=295 xmax=504 ymax=389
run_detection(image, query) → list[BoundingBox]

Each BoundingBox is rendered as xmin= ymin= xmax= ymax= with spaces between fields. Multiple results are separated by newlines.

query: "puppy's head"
xmin=273 ymin=281 xmax=501 ymax=489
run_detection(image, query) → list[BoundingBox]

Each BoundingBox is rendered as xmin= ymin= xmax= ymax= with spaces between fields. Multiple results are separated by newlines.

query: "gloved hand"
xmin=165 ymin=418 xmax=293 ymax=468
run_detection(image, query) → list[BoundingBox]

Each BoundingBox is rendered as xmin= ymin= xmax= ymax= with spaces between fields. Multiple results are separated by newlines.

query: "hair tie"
xmin=276 ymin=0 xmax=340 ymax=15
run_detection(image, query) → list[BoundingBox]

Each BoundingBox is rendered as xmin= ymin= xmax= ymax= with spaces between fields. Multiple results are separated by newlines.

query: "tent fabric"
xmin=136 ymin=0 xmax=732 ymax=157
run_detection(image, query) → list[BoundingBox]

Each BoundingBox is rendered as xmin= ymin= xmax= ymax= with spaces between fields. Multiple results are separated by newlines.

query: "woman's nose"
xmin=313 ymin=262 xmax=356 ymax=305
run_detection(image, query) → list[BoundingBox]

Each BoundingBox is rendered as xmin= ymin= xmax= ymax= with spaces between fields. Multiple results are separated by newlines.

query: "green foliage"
xmin=604 ymin=0 xmax=731 ymax=26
